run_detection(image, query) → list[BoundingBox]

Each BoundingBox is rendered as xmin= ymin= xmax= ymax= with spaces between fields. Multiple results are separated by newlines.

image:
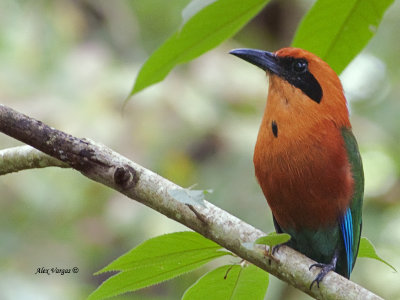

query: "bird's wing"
xmin=341 ymin=127 xmax=364 ymax=276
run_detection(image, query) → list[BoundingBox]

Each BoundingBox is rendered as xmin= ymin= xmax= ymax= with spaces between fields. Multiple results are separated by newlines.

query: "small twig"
xmin=187 ymin=204 xmax=208 ymax=225
xmin=0 ymin=145 xmax=69 ymax=175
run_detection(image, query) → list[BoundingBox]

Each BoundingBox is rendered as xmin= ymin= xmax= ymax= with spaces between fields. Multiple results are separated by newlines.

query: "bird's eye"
xmin=293 ymin=60 xmax=308 ymax=73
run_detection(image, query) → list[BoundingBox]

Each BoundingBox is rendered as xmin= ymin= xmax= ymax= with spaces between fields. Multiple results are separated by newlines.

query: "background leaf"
xmin=182 ymin=264 xmax=269 ymax=300
xmin=129 ymin=0 xmax=270 ymax=96
xmin=88 ymin=232 xmax=230 ymax=299
xmin=292 ymin=0 xmax=394 ymax=74
xmin=358 ymin=237 xmax=397 ymax=272
xmin=255 ymin=232 xmax=291 ymax=247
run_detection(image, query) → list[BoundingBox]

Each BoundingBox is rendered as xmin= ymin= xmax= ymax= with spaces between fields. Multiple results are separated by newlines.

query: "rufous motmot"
xmin=230 ymin=47 xmax=364 ymax=287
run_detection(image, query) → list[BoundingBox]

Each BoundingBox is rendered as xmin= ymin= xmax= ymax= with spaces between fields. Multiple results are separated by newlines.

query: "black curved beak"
xmin=229 ymin=48 xmax=281 ymax=75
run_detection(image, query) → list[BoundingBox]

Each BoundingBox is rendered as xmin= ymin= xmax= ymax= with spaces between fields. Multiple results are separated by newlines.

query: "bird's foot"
xmin=309 ymin=249 xmax=339 ymax=289
xmin=263 ymin=243 xmax=287 ymax=265
xmin=309 ymin=262 xmax=335 ymax=289
xmin=272 ymin=243 xmax=286 ymax=255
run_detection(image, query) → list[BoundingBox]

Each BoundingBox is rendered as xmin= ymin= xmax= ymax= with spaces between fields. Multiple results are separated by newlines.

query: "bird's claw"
xmin=309 ymin=262 xmax=335 ymax=289
xmin=263 ymin=243 xmax=285 ymax=259
xmin=309 ymin=248 xmax=339 ymax=289
xmin=272 ymin=243 xmax=284 ymax=255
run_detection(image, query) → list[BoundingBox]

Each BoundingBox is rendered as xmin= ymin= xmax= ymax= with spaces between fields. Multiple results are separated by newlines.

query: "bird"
xmin=229 ymin=47 xmax=364 ymax=287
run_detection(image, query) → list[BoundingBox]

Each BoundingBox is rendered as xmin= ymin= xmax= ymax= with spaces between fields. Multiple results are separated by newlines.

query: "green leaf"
xmin=89 ymin=232 xmax=230 ymax=300
xmin=182 ymin=264 xmax=269 ymax=300
xmin=129 ymin=0 xmax=270 ymax=96
xmin=292 ymin=0 xmax=394 ymax=74
xmin=181 ymin=0 xmax=217 ymax=26
xmin=358 ymin=237 xmax=397 ymax=272
xmin=255 ymin=232 xmax=291 ymax=247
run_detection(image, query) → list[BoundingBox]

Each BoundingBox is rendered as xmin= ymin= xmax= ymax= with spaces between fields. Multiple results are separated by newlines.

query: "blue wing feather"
xmin=340 ymin=208 xmax=353 ymax=276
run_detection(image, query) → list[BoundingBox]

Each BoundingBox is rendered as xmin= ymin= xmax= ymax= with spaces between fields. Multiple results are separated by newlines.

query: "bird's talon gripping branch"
xmin=262 ymin=244 xmax=282 ymax=265
xmin=309 ymin=249 xmax=339 ymax=289
xmin=264 ymin=245 xmax=279 ymax=265
xmin=272 ymin=243 xmax=286 ymax=255
xmin=309 ymin=262 xmax=335 ymax=289
xmin=309 ymin=262 xmax=325 ymax=270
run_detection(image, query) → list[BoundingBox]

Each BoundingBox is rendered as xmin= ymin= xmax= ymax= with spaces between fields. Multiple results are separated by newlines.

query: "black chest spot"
xmin=272 ymin=120 xmax=278 ymax=138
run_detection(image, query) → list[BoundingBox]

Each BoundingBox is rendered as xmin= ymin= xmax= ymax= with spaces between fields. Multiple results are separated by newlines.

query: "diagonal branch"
xmin=0 ymin=104 xmax=382 ymax=300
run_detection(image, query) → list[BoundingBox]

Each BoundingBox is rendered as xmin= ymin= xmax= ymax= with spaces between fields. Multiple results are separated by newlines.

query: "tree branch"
xmin=0 ymin=145 xmax=68 ymax=175
xmin=0 ymin=104 xmax=382 ymax=300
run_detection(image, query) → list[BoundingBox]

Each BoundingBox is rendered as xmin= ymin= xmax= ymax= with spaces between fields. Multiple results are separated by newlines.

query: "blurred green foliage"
xmin=0 ymin=0 xmax=399 ymax=299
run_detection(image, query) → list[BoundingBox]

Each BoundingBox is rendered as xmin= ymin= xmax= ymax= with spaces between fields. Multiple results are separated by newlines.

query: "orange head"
xmin=230 ymin=47 xmax=350 ymax=129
